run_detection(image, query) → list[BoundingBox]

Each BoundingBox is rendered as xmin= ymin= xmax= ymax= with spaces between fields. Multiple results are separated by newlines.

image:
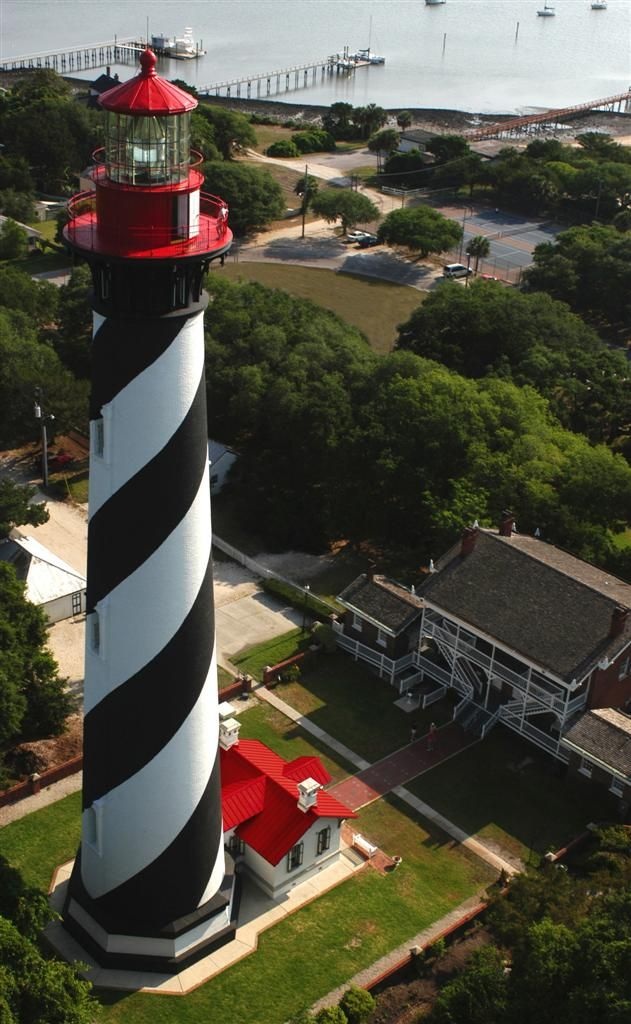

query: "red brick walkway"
xmin=328 ymin=722 xmax=472 ymax=811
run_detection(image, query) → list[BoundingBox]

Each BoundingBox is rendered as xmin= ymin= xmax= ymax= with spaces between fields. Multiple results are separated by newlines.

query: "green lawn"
xmin=221 ymin=263 xmax=423 ymax=354
xmin=232 ymin=627 xmax=308 ymax=680
xmin=276 ymin=653 xmax=453 ymax=763
xmin=0 ymin=788 xmax=490 ymax=1024
xmin=405 ymin=726 xmax=616 ymax=865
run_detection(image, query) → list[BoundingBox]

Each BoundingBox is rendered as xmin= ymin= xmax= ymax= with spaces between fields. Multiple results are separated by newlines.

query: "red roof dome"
xmin=99 ymin=48 xmax=197 ymax=116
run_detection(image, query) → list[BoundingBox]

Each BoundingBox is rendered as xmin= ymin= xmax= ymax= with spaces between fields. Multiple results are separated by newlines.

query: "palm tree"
xmin=396 ymin=110 xmax=413 ymax=131
xmin=466 ymin=234 xmax=491 ymax=275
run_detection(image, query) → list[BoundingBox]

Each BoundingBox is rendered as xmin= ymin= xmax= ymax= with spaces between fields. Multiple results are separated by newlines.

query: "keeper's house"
xmin=334 ymin=513 xmax=631 ymax=810
xmin=219 ymin=717 xmax=356 ymax=899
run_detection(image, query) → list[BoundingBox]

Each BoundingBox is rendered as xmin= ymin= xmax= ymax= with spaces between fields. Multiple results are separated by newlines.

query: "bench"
xmin=352 ymin=833 xmax=378 ymax=859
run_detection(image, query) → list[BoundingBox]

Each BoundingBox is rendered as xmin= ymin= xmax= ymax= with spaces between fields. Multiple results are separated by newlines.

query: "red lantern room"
xmin=64 ymin=49 xmax=231 ymax=312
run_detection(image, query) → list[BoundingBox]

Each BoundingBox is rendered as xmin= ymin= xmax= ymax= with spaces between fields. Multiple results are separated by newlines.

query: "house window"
xmin=610 ymin=777 xmax=625 ymax=798
xmin=351 ymin=612 xmax=362 ymax=632
xmin=287 ymin=842 xmax=304 ymax=872
xmin=71 ymin=591 xmax=83 ymax=616
xmin=618 ymin=656 xmax=631 ymax=681
xmin=578 ymin=757 xmax=592 ymax=778
xmin=316 ymin=826 xmax=331 ymax=855
xmin=376 ymin=628 xmax=387 ymax=648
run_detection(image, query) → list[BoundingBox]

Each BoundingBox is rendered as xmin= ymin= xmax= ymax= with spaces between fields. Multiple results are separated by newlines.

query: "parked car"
xmin=443 ymin=263 xmax=473 ymax=278
xmin=357 ymin=233 xmax=379 ymax=248
xmin=48 ymin=450 xmax=73 ymax=469
xmin=346 ymin=230 xmax=371 ymax=242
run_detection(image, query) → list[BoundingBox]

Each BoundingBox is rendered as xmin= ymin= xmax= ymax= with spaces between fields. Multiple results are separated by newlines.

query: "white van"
xmin=443 ymin=263 xmax=473 ymax=278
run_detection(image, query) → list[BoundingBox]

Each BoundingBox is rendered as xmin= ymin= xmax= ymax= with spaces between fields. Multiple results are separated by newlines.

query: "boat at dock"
xmin=348 ymin=47 xmax=385 ymax=65
xmin=150 ymin=27 xmax=205 ymax=60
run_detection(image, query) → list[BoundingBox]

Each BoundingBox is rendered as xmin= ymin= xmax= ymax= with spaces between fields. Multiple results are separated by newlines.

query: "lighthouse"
xmin=62 ymin=50 xmax=235 ymax=973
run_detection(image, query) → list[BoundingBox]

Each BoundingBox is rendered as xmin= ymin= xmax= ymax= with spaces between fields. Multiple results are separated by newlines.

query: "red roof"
xmin=99 ymin=49 xmax=197 ymax=116
xmin=220 ymin=740 xmax=356 ymax=866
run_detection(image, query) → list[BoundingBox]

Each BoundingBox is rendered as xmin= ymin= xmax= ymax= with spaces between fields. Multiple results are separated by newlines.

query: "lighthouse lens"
xmin=105 ymin=112 xmax=191 ymax=186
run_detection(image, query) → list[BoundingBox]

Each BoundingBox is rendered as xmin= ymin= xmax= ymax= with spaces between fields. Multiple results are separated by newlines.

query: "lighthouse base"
xmin=62 ymin=859 xmax=240 ymax=974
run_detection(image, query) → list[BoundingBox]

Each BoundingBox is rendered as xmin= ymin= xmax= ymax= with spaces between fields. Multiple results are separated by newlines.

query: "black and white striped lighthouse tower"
xmin=62 ymin=50 xmax=235 ymax=973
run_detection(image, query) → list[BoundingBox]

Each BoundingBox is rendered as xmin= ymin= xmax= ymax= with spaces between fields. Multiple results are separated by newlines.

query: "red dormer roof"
xmin=99 ymin=48 xmax=197 ymax=116
xmin=220 ymin=739 xmax=356 ymax=866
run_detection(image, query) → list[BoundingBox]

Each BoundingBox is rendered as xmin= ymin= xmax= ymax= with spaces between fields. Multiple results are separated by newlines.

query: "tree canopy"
xmin=201 ymin=160 xmax=284 ymax=235
xmin=0 ymin=481 xmax=49 ymax=539
xmin=395 ymin=280 xmax=631 ymax=444
xmin=310 ymin=189 xmax=379 ymax=234
xmin=378 ymin=206 xmax=461 ymax=257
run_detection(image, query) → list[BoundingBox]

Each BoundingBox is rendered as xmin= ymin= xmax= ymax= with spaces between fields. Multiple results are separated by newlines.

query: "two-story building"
xmin=334 ymin=514 xmax=631 ymax=806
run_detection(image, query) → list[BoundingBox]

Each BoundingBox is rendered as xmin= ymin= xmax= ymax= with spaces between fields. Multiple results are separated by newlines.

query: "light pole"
xmin=301 ymin=585 xmax=309 ymax=630
xmin=301 ymin=163 xmax=308 ymax=239
xmin=465 ymin=249 xmax=472 ymax=287
xmin=33 ymin=388 xmax=52 ymax=488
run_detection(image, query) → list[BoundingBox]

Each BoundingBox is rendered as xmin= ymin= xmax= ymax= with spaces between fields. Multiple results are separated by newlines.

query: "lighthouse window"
xmin=90 ymin=613 xmax=100 ymax=653
xmin=105 ymin=111 xmax=191 ymax=186
xmin=93 ymin=418 xmax=105 ymax=457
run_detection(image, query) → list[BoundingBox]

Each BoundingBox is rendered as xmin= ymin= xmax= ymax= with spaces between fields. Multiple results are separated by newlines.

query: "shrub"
xmin=267 ymin=139 xmax=300 ymax=158
xmin=339 ymin=985 xmax=375 ymax=1024
xmin=315 ymin=1007 xmax=348 ymax=1024
xmin=292 ymin=129 xmax=336 ymax=154
xmin=260 ymin=578 xmax=334 ymax=622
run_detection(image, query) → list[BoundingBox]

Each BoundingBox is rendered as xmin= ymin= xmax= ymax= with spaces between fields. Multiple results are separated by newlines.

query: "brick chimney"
xmin=499 ymin=510 xmax=515 ymax=537
xmin=460 ymin=527 xmax=478 ymax=557
xmin=610 ymin=606 xmax=629 ymax=638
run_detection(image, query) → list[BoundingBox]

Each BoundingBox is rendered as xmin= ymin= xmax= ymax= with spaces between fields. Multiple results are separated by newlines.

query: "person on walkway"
xmin=427 ymin=722 xmax=437 ymax=752
xmin=410 ymin=723 xmax=418 ymax=743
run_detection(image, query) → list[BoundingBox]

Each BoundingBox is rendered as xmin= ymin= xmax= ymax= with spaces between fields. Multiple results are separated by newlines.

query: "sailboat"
xmin=537 ymin=3 xmax=555 ymax=15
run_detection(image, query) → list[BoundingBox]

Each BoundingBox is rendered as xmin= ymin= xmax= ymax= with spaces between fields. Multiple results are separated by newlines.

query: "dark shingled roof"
xmin=562 ymin=708 xmax=631 ymax=779
xmin=338 ymin=574 xmax=422 ymax=635
xmin=419 ymin=530 xmax=631 ymax=682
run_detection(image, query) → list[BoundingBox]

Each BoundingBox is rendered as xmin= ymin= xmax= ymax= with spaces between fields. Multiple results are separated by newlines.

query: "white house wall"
xmin=241 ymin=817 xmax=344 ymax=899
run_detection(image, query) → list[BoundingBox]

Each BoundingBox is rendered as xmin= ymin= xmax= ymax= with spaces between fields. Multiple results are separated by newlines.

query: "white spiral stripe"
xmin=89 ymin=311 xmax=205 ymax=519
xmin=83 ymin=471 xmax=212 ymax=713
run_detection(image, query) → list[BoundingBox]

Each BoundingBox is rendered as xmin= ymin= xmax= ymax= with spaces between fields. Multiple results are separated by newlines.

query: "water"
xmin=1 ymin=0 xmax=629 ymax=114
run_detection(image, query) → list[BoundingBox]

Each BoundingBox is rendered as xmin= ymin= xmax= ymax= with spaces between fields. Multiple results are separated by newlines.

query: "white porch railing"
xmin=422 ymin=685 xmax=447 ymax=709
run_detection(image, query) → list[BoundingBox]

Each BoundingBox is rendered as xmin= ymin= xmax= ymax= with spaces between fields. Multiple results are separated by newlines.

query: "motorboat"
xmin=150 ymin=27 xmax=206 ymax=59
xmin=350 ymin=48 xmax=385 ymax=64
xmin=537 ymin=4 xmax=555 ymax=14
xmin=591 ymin=1 xmax=607 ymax=8
xmin=425 ymin=1 xmax=447 ymax=6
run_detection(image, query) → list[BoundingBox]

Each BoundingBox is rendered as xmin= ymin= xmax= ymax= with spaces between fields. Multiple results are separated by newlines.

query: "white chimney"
xmin=297 ymin=777 xmax=321 ymax=812
xmin=219 ymin=717 xmax=240 ymax=750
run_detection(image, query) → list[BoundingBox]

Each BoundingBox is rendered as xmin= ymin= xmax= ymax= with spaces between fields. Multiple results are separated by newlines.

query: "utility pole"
xmin=33 ymin=388 xmax=51 ymax=488
xmin=301 ymin=162 xmax=308 ymax=239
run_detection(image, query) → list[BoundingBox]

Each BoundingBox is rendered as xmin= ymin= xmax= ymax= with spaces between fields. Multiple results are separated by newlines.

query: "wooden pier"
xmin=198 ymin=49 xmax=375 ymax=100
xmin=465 ymin=89 xmax=631 ymax=141
xmin=0 ymin=38 xmax=143 ymax=73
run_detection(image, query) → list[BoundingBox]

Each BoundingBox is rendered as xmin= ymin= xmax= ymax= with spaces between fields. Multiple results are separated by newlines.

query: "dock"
xmin=465 ymin=89 xmax=631 ymax=141
xmin=198 ymin=48 xmax=381 ymax=100
xmin=0 ymin=38 xmax=141 ymax=73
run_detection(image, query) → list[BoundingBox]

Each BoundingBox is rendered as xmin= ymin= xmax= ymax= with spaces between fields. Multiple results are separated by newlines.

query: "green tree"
xmin=466 ymin=234 xmax=490 ymax=274
xmin=0 ymin=190 xmax=35 ymax=224
xmin=195 ymin=104 xmax=256 ymax=159
xmin=0 ymin=219 xmax=28 ymax=260
xmin=339 ymin=985 xmax=375 ymax=1023
xmin=0 ymin=266 xmax=58 ymax=327
xmin=0 ymin=310 xmax=89 ymax=448
xmin=367 ymin=128 xmax=399 ymax=169
xmin=378 ymin=206 xmax=461 ymax=257
xmin=267 ymin=139 xmax=300 ymax=158
xmin=0 ymin=562 xmax=71 ymax=755
xmin=0 ymin=857 xmax=54 ymax=941
xmin=430 ymin=945 xmax=509 ymax=1024
xmin=54 ymin=266 xmax=92 ymax=378
xmin=0 ymin=481 xmax=49 ymax=539
xmin=322 ymin=102 xmax=355 ymax=140
xmin=310 ymin=188 xmax=379 ymax=234
xmin=0 ymin=916 xmax=97 ymax=1024
xmin=396 ymin=110 xmax=413 ymax=130
xmin=294 ymin=174 xmax=319 ymax=211
xmin=426 ymin=134 xmax=470 ymax=164
xmin=353 ymin=102 xmax=387 ymax=139
xmin=201 ymin=161 xmax=284 ymax=235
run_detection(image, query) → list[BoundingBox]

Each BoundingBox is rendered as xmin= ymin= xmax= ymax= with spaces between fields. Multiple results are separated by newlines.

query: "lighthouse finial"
xmin=139 ymin=48 xmax=157 ymax=77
